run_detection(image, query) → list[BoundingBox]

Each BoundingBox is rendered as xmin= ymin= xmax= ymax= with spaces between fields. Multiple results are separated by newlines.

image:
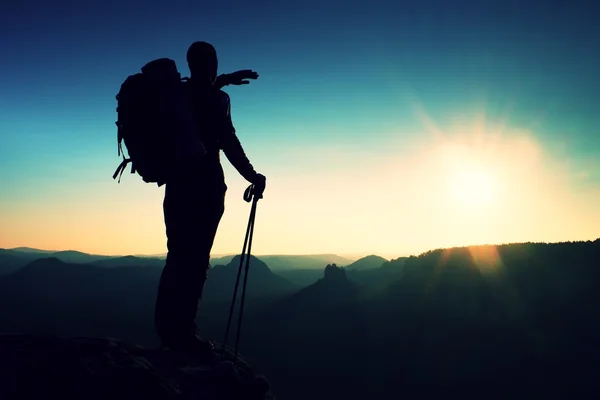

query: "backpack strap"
xmin=113 ymin=156 xmax=132 ymax=183
xmin=113 ymin=120 xmax=136 ymax=183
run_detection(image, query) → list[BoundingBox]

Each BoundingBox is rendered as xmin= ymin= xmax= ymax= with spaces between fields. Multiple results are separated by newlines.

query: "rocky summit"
xmin=0 ymin=334 xmax=274 ymax=400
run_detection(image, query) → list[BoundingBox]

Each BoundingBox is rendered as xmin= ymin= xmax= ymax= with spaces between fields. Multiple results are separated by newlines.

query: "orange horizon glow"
xmin=2 ymin=105 xmax=599 ymax=258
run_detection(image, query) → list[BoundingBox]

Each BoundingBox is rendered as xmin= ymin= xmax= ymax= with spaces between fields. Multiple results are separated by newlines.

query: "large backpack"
xmin=112 ymin=58 xmax=206 ymax=186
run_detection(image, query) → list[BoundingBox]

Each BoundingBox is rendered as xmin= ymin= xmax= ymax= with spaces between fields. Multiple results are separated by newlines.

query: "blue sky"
xmin=1 ymin=0 xmax=599 ymax=257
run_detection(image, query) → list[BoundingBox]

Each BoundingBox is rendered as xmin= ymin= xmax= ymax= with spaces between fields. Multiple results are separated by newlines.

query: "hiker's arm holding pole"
xmin=219 ymin=92 xmax=266 ymax=195
xmin=222 ymin=130 xmax=257 ymax=183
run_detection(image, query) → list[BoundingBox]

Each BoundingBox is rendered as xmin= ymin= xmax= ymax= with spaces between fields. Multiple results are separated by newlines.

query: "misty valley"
xmin=1 ymin=241 xmax=599 ymax=399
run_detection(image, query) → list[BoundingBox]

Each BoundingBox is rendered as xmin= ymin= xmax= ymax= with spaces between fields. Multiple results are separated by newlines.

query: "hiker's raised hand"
xmin=216 ymin=70 xmax=259 ymax=88
xmin=228 ymin=69 xmax=259 ymax=85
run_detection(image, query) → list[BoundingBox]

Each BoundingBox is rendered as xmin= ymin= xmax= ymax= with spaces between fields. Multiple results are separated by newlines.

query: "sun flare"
xmin=449 ymin=167 xmax=496 ymax=208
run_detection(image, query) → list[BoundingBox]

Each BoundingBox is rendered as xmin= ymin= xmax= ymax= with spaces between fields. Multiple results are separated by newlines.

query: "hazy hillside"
xmin=258 ymin=264 xmax=359 ymax=322
xmin=346 ymin=258 xmax=406 ymax=296
xmin=211 ymin=254 xmax=354 ymax=271
xmin=0 ymin=249 xmax=47 ymax=274
xmin=344 ymin=255 xmax=388 ymax=270
xmin=204 ymin=255 xmax=298 ymax=303
xmin=0 ymin=248 xmax=115 ymax=272
xmin=39 ymin=250 xmax=114 ymax=264
xmin=9 ymin=247 xmax=55 ymax=254
xmin=275 ymin=255 xmax=396 ymax=288
xmin=91 ymin=256 xmax=165 ymax=268
xmin=274 ymin=269 xmax=324 ymax=287
xmin=250 ymin=254 xmax=354 ymax=270
xmin=0 ymin=252 xmax=28 ymax=274
xmin=0 ymin=248 xmax=356 ymax=276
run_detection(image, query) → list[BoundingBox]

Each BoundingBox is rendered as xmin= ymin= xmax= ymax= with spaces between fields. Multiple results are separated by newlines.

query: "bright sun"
xmin=448 ymin=167 xmax=497 ymax=208
xmin=433 ymin=142 xmax=500 ymax=210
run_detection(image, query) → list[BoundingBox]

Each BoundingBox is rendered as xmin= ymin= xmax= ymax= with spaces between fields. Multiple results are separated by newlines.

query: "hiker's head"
xmin=187 ymin=41 xmax=218 ymax=84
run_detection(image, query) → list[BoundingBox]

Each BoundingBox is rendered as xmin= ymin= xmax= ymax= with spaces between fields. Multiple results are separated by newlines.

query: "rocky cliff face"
xmin=0 ymin=334 xmax=275 ymax=400
xmin=323 ymin=263 xmax=346 ymax=281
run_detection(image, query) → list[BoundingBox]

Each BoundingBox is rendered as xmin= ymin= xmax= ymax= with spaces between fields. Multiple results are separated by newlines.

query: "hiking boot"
xmin=160 ymin=334 xmax=215 ymax=360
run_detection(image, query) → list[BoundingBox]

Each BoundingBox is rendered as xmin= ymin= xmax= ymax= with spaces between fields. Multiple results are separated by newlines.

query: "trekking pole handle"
xmin=243 ymin=183 xmax=262 ymax=203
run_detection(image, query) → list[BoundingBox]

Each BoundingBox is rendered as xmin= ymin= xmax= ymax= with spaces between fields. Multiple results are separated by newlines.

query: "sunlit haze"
xmin=1 ymin=0 xmax=599 ymax=258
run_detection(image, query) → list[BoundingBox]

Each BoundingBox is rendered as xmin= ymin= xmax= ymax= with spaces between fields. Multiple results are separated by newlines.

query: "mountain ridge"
xmin=0 ymin=248 xmax=362 ymax=274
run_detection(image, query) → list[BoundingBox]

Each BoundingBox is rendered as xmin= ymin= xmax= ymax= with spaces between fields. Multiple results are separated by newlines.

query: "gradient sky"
xmin=1 ymin=0 xmax=599 ymax=258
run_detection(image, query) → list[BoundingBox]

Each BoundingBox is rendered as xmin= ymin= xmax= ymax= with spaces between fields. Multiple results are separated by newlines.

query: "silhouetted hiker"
xmin=154 ymin=41 xmax=266 ymax=355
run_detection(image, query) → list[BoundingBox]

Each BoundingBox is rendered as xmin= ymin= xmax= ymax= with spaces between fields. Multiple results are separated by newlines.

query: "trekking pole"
xmin=232 ymin=195 xmax=257 ymax=361
xmin=221 ymin=183 xmax=260 ymax=362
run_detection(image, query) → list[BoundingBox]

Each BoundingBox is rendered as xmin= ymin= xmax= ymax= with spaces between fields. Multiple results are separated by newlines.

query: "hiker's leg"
xmin=154 ymin=180 xmax=225 ymax=344
xmin=198 ymin=187 xmax=226 ymax=296
xmin=155 ymin=182 xmax=204 ymax=343
xmin=177 ymin=185 xmax=226 ymax=333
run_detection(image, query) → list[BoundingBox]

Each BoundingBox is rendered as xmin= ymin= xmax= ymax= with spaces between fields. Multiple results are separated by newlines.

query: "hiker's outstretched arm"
xmin=215 ymin=70 xmax=259 ymax=89
xmin=219 ymin=92 xmax=258 ymax=183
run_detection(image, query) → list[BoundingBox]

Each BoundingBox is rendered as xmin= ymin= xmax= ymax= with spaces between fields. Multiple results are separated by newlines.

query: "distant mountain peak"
xmin=362 ymin=254 xmax=388 ymax=260
xmin=259 ymin=263 xmax=358 ymax=321
xmin=26 ymin=257 xmax=65 ymax=268
xmin=11 ymin=257 xmax=68 ymax=277
xmin=324 ymin=263 xmax=347 ymax=281
xmin=227 ymin=254 xmax=271 ymax=272
xmin=203 ymin=255 xmax=297 ymax=301
xmin=9 ymin=247 xmax=55 ymax=254
xmin=51 ymin=250 xmax=93 ymax=256
xmin=346 ymin=255 xmax=388 ymax=270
